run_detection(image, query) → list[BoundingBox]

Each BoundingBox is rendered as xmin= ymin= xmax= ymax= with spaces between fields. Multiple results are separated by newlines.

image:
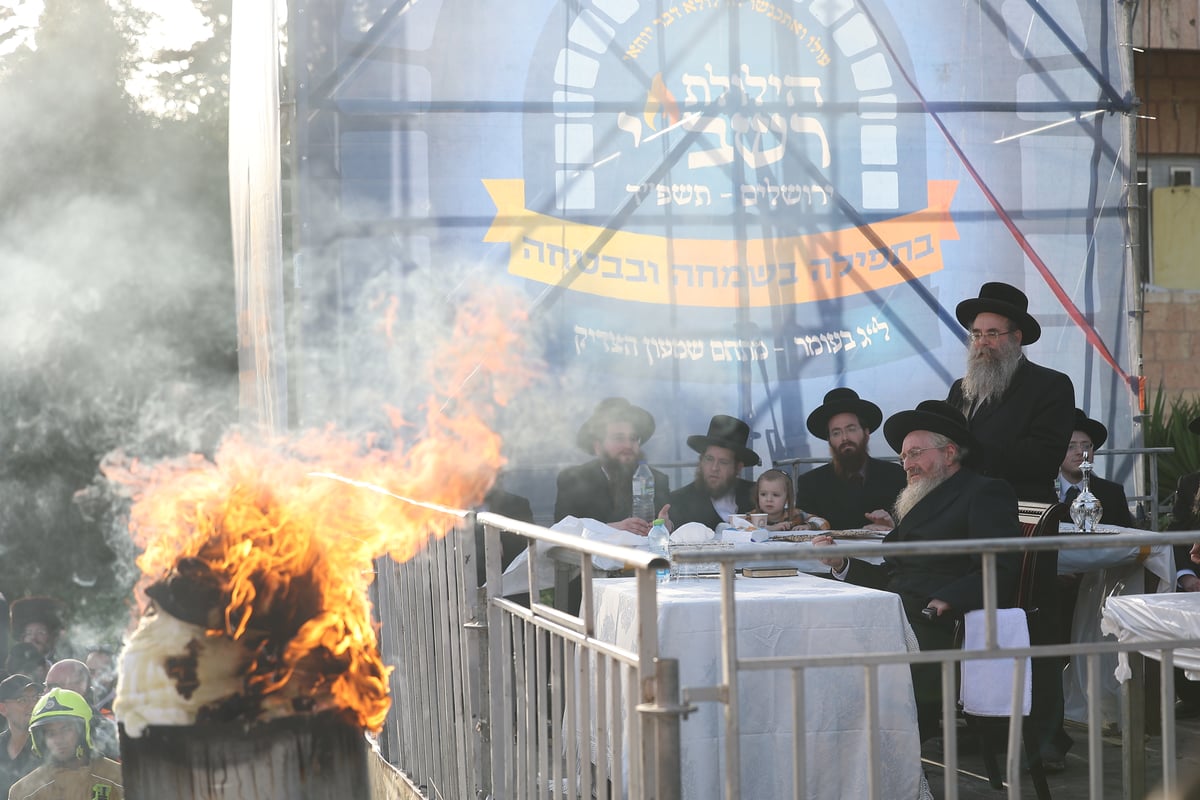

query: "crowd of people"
xmin=0 ymin=596 xmax=122 ymax=799
xmin=542 ymin=281 xmax=1200 ymax=776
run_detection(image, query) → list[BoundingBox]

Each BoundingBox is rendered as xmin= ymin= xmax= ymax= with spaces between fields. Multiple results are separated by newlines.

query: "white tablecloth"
xmin=1058 ymin=524 xmax=1175 ymax=728
xmin=590 ymin=574 xmax=925 ymax=800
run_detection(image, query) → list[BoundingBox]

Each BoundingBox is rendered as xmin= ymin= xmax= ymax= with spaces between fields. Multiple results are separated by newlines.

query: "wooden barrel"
xmin=119 ymin=712 xmax=369 ymax=799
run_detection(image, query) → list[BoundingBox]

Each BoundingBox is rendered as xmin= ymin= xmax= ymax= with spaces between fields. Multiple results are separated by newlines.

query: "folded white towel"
xmin=959 ymin=608 xmax=1032 ymax=717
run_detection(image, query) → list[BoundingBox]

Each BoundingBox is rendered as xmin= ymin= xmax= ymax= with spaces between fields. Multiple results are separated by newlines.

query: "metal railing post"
xmin=650 ymin=658 xmax=687 ymax=800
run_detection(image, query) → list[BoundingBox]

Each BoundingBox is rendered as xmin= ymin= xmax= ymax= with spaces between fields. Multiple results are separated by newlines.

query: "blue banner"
xmin=290 ymin=0 xmax=1136 ymax=499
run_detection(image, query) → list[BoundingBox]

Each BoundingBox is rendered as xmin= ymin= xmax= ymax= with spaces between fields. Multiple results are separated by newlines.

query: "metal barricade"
xmin=375 ymin=513 xmax=1199 ymax=799
xmin=374 ymin=511 xmax=680 ymax=799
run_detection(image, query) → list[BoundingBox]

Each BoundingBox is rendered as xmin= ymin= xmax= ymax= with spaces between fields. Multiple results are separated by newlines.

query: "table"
xmin=1058 ymin=524 xmax=1176 ymax=728
xmin=1101 ymin=592 xmax=1200 ymax=678
xmin=590 ymin=574 xmax=926 ymax=799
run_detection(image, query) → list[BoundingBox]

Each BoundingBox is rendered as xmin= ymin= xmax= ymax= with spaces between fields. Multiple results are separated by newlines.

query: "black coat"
xmin=665 ymin=478 xmax=756 ymax=529
xmin=1169 ymin=471 xmax=1200 ymax=581
xmin=947 ymin=357 xmax=1075 ymax=503
xmin=554 ymin=459 xmax=669 ymax=523
xmin=845 ymin=468 xmax=1022 ymax=613
xmin=473 ymin=488 xmax=534 ymax=587
xmin=794 ymin=458 xmax=907 ymax=530
xmin=1060 ymin=473 xmax=1133 ymax=528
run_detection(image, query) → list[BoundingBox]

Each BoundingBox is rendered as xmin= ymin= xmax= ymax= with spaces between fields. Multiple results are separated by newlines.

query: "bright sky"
xmin=0 ymin=0 xmax=44 ymax=56
xmin=0 ymin=0 xmax=214 ymax=114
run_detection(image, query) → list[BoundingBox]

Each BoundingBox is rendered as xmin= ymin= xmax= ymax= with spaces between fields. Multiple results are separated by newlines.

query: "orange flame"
xmin=106 ymin=289 xmax=539 ymax=731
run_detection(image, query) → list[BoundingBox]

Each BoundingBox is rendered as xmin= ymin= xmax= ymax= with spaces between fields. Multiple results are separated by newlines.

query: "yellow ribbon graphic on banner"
xmin=483 ymin=179 xmax=959 ymax=307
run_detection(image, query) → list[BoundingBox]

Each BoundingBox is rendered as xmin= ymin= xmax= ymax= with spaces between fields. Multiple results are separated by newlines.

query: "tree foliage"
xmin=1142 ymin=385 xmax=1200 ymax=526
xmin=0 ymin=0 xmax=238 ymax=648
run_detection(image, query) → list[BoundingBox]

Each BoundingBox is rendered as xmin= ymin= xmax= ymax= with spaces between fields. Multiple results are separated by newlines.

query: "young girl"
xmin=751 ymin=469 xmax=830 ymax=531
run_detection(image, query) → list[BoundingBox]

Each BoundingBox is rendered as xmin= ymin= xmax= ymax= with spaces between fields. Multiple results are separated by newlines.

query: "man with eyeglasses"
xmin=1057 ymin=409 xmax=1132 ymax=526
xmin=0 ymin=674 xmax=42 ymax=798
xmin=795 ymin=388 xmax=907 ymax=531
xmin=660 ymin=415 xmax=759 ymax=530
xmin=813 ymin=400 xmax=1021 ymax=743
xmin=947 ymin=282 xmax=1075 ymax=771
xmin=946 ymin=282 xmax=1074 ymax=504
xmin=554 ymin=397 xmax=669 ymax=535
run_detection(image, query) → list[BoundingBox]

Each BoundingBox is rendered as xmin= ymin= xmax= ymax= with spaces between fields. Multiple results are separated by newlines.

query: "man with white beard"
xmin=814 ymin=400 xmax=1021 ymax=742
xmin=946 ymin=282 xmax=1075 ymax=503
xmin=946 ymin=282 xmax=1075 ymax=770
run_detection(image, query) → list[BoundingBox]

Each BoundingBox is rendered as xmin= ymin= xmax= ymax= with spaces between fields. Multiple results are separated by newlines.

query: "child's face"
xmin=757 ymin=479 xmax=788 ymax=516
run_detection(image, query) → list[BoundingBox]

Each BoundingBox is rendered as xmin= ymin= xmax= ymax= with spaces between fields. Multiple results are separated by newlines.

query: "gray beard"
xmin=893 ymin=462 xmax=952 ymax=521
xmin=961 ymin=341 xmax=1022 ymax=409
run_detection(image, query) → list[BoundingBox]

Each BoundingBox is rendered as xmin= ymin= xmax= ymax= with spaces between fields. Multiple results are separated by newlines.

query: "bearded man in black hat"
xmin=795 ymin=388 xmax=907 ymax=531
xmin=554 ymin=398 xmax=669 ymax=535
xmin=947 ymin=282 xmax=1075 ymax=768
xmin=661 ymin=415 xmax=759 ymax=530
xmin=813 ymin=400 xmax=1021 ymax=741
xmin=947 ymin=282 xmax=1075 ymax=503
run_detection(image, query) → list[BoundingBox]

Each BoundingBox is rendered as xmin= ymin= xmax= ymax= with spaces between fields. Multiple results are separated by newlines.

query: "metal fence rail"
xmin=374 ymin=514 xmax=1199 ymax=799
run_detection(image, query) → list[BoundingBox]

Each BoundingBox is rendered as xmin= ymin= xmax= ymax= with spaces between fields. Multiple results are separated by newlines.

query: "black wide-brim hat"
xmin=575 ymin=397 xmax=656 ymax=453
xmin=955 ymin=281 xmax=1041 ymax=345
xmin=805 ymin=387 xmax=884 ymax=440
xmin=1072 ymin=408 xmax=1108 ymax=450
xmin=884 ymin=400 xmax=978 ymax=454
xmin=686 ymin=414 xmax=761 ymax=467
xmin=10 ymin=596 xmax=64 ymax=640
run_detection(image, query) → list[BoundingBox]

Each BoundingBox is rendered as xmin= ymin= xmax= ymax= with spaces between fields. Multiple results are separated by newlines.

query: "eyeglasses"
xmin=605 ymin=433 xmax=641 ymax=445
xmin=829 ymin=424 xmax=862 ymax=440
xmin=700 ymin=454 xmax=735 ymax=469
xmin=899 ymin=445 xmax=947 ymax=463
xmin=1066 ymin=442 xmax=1094 ymax=453
xmin=967 ymin=329 xmax=1016 ymax=343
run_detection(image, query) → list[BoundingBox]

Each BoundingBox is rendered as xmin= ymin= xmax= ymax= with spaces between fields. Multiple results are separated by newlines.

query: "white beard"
xmin=894 ymin=462 xmax=952 ymax=521
xmin=961 ymin=338 xmax=1022 ymax=409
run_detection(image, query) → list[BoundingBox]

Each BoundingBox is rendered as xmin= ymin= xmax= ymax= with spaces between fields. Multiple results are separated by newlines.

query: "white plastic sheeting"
xmin=1101 ymin=593 xmax=1200 ymax=682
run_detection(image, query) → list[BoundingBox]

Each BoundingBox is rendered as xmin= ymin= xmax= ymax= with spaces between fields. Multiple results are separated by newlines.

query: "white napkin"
xmin=498 ymin=516 xmax=642 ymax=595
xmin=959 ymin=608 xmax=1032 ymax=717
xmin=671 ymin=522 xmax=716 ymax=545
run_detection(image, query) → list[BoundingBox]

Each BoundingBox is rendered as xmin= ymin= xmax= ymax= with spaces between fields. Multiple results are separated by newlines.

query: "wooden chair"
xmin=964 ymin=500 xmax=1067 ymax=800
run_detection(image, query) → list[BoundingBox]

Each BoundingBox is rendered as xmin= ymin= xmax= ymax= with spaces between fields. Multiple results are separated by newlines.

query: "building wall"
xmin=1143 ymin=286 xmax=1200 ymax=396
xmin=1132 ymin=0 xmax=1200 ymax=50
xmin=1135 ymin=1 xmax=1200 ymax=397
xmin=1134 ymin=49 xmax=1200 ymax=156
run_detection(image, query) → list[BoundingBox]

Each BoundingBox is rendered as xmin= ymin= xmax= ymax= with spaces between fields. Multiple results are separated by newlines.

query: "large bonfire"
xmin=106 ymin=291 xmax=537 ymax=735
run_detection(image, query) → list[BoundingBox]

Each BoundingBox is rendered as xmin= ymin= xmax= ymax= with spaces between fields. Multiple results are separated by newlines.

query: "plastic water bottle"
xmin=631 ymin=460 xmax=656 ymax=522
xmin=648 ymin=518 xmax=671 ymax=584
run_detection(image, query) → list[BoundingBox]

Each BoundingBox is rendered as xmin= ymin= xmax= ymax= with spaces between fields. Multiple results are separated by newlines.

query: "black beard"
xmin=601 ymin=455 xmax=636 ymax=483
xmin=694 ymin=465 xmax=736 ymax=499
xmin=832 ymin=444 xmax=868 ymax=478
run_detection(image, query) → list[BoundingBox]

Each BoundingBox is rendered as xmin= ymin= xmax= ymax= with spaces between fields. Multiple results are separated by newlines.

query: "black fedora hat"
xmin=883 ymin=400 xmax=977 ymax=454
xmin=805 ymin=387 xmax=883 ymax=440
xmin=575 ymin=397 xmax=655 ymax=453
xmin=686 ymin=415 xmax=761 ymax=467
xmin=1072 ymin=409 xmax=1108 ymax=450
xmin=955 ymin=282 xmax=1041 ymax=345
